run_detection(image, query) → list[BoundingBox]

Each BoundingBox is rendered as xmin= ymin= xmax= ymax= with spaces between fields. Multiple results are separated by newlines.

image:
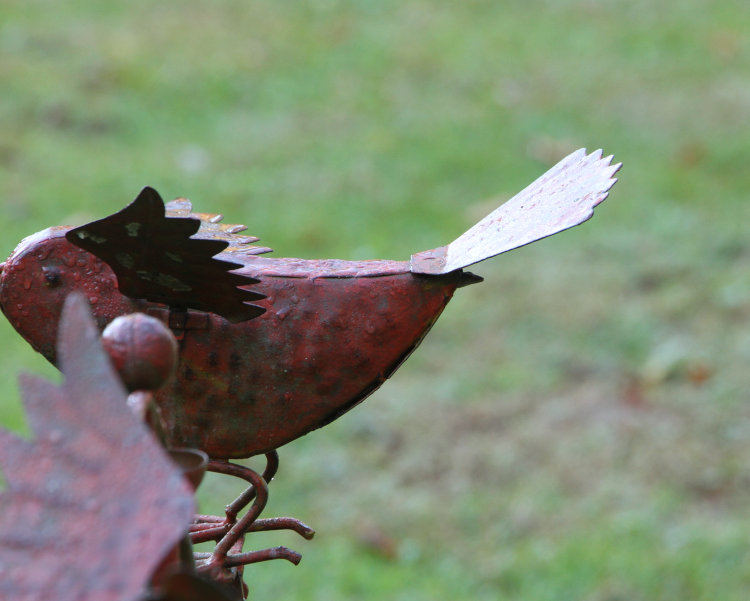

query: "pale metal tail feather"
xmin=410 ymin=148 xmax=621 ymax=275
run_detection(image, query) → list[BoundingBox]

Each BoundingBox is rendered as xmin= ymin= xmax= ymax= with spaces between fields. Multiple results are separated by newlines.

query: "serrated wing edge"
xmin=165 ymin=199 xmax=273 ymax=259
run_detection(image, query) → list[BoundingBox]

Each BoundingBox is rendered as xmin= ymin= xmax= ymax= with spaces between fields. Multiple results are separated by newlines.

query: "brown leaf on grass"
xmin=0 ymin=294 xmax=194 ymax=601
xmin=621 ymin=376 xmax=648 ymax=409
xmin=357 ymin=523 xmax=399 ymax=561
xmin=708 ymin=30 xmax=741 ymax=62
xmin=676 ymin=141 xmax=707 ymax=167
xmin=686 ymin=362 xmax=713 ymax=386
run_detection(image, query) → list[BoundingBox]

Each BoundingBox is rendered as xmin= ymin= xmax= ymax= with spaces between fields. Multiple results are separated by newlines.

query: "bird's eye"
xmin=42 ymin=266 xmax=62 ymax=287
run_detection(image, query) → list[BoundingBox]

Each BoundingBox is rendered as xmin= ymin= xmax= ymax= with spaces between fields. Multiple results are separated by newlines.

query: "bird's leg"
xmin=191 ymin=452 xmax=314 ymax=583
xmin=189 ymin=451 xmax=279 ymax=543
xmin=225 ymin=450 xmax=279 ymax=523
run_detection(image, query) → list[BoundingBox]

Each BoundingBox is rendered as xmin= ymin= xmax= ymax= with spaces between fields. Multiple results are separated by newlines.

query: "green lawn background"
xmin=1 ymin=1 xmax=749 ymax=599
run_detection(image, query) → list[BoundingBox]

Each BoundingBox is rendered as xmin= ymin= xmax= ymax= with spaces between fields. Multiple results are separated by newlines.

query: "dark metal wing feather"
xmin=66 ymin=187 xmax=267 ymax=323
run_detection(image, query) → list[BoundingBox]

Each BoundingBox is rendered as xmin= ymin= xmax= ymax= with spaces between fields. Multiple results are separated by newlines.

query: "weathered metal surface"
xmin=0 ymin=232 xmax=463 ymax=457
xmin=0 ymin=148 xmax=619 ymax=459
xmin=96 ymin=309 xmax=304 ymax=596
xmin=0 ymin=294 xmax=194 ymax=601
xmin=144 ymin=571 xmax=236 ymax=601
xmin=66 ymin=187 xmax=266 ymax=323
xmin=411 ymin=149 xmax=621 ymax=274
xmin=102 ymin=312 xmax=179 ymax=392
xmin=160 ymin=267 xmax=463 ymax=457
xmin=181 ymin=454 xmax=313 ymax=599
xmin=168 ymin=448 xmax=209 ymax=492
xmin=0 ymin=226 xmax=136 ymax=360
xmin=202 ymin=458 xmax=313 ymax=559
xmin=164 ymin=197 xmax=273 ymax=257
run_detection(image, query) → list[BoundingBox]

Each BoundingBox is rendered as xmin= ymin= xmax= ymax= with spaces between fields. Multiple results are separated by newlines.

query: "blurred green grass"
xmin=2 ymin=0 xmax=750 ymax=599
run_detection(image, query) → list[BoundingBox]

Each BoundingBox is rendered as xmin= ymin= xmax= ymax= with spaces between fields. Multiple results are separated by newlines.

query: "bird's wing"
xmin=66 ymin=187 xmax=267 ymax=323
xmin=165 ymin=198 xmax=273 ymax=258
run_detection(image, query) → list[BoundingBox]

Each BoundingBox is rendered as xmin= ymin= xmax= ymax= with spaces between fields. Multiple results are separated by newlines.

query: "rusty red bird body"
xmin=0 ymin=149 xmax=620 ymax=459
xmin=0 ymin=228 xmax=464 ymax=457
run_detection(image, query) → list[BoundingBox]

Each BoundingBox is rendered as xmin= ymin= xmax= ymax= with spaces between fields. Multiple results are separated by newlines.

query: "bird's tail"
xmin=410 ymin=148 xmax=621 ymax=275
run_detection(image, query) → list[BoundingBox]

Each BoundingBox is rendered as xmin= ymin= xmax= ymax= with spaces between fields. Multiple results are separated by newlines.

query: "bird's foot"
xmin=189 ymin=451 xmax=314 ymax=592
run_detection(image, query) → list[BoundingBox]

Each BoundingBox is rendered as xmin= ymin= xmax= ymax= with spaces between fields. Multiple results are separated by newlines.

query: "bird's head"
xmin=0 ymin=226 xmax=130 ymax=363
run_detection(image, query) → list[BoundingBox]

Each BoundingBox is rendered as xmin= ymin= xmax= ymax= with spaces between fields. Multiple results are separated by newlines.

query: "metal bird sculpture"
xmin=0 ymin=148 xmax=620 ymax=459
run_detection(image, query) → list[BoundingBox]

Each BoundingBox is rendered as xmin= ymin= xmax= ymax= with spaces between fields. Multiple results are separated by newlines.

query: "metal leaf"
xmin=66 ymin=187 xmax=266 ymax=323
xmin=144 ymin=571 xmax=236 ymax=601
xmin=0 ymin=294 xmax=195 ymax=601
